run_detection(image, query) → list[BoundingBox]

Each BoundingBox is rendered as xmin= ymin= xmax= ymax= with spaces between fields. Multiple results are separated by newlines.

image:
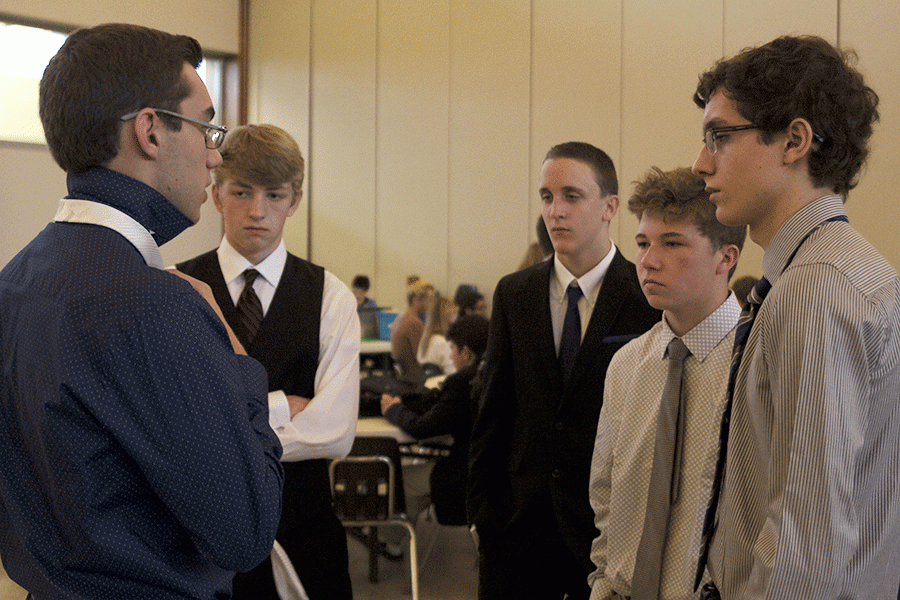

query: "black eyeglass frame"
xmin=704 ymin=123 xmax=825 ymax=155
xmin=120 ymin=108 xmax=227 ymax=149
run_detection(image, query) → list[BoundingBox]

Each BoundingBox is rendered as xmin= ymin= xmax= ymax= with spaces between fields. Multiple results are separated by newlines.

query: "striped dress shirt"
xmin=708 ymin=195 xmax=900 ymax=599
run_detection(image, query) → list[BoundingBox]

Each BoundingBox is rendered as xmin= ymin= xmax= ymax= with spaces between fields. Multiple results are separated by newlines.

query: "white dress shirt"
xmin=550 ymin=243 xmax=616 ymax=354
xmin=589 ymin=294 xmax=741 ymax=599
xmin=216 ymin=237 xmax=360 ymax=462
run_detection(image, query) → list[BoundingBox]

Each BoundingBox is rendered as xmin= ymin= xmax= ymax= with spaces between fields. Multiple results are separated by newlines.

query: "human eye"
xmin=540 ymin=192 xmax=552 ymax=203
xmin=636 ymin=240 xmax=649 ymax=249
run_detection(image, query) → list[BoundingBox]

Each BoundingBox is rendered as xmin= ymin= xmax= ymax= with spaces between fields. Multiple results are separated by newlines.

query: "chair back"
xmin=330 ymin=436 xmax=407 ymax=520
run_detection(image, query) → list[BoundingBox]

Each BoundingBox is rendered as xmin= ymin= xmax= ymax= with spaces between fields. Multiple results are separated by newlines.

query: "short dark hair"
xmin=628 ymin=166 xmax=745 ymax=278
xmin=352 ymin=275 xmax=370 ymax=291
xmin=447 ymin=315 xmax=489 ymax=363
xmin=544 ymin=142 xmax=617 ymax=196
xmin=694 ymin=35 xmax=879 ymax=197
xmin=454 ymin=285 xmax=483 ymax=316
xmin=39 ymin=23 xmax=204 ymax=174
xmin=215 ymin=124 xmax=305 ymax=195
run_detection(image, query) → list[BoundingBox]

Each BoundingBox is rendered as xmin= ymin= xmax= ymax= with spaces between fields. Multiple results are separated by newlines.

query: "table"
xmin=356 ymin=416 xmax=415 ymax=443
xmin=360 ymin=339 xmax=393 ymax=375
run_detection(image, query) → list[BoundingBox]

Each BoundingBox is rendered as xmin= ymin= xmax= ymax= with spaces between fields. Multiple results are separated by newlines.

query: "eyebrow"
xmin=702 ymin=117 xmax=731 ymax=132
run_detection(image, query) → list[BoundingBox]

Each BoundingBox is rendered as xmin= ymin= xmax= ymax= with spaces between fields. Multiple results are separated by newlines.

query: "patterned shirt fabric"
xmin=709 ymin=195 xmax=900 ymax=599
xmin=0 ymin=167 xmax=284 ymax=600
xmin=589 ymin=294 xmax=740 ymax=599
xmin=216 ymin=238 xmax=360 ymax=462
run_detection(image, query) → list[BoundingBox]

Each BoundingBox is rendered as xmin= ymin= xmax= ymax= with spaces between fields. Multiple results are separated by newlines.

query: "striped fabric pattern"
xmin=707 ymin=195 xmax=900 ymax=599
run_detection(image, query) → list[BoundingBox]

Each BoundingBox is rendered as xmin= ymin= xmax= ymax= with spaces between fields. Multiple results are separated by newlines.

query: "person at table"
xmin=0 ymin=24 xmax=283 ymax=600
xmin=390 ymin=275 xmax=434 ymax=388
xmin=417 ymin=292 xmax=459 ymax=376
xmin=467 ymin=141 xmax=660 ymax=600
xmin=352 ymin=274 xmax=377 ymax=308
xmin=178 ymin=124 xmax=359 ymax=600
xmin=382 ymin=314 xmax=490 ymax=526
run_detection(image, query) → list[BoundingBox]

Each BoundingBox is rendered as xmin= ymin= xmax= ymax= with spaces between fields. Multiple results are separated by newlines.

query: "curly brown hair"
xmin=694 ymin=35 xmax=879 ymax=197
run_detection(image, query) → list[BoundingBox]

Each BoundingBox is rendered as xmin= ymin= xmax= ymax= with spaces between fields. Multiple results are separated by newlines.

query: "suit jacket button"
xmin=555 ymin=421 xmax=564 ymax=431
xmin=552 ymin=469 xmax=561 ymax=478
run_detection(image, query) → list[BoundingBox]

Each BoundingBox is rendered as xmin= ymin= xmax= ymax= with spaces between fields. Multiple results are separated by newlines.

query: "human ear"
xmin=716 ymin=244 xmax=740 ymax=276
xmin=131 ymin=108 xmax=162 ymax=160
xmin=784 ymin=118 xmax=815 ymax=164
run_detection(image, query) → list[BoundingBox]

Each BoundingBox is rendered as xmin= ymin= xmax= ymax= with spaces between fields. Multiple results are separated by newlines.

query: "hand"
xmin=286 ymin=395 xmax=311 ymax=418
xmin=167 ymin=268 xmax=246 ymax=355
xmin=381 ymin=393 xmax=401 ymax=415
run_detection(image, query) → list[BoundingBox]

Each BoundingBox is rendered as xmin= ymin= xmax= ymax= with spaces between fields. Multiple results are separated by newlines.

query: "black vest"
xmin=177 ymin=251 xmax=325 ymax=400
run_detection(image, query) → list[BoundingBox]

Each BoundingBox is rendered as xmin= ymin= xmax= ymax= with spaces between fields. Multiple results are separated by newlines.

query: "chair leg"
xmin=402 ymin=520 xmax=419 ymax=600
xmin=367 ymin=525 xmax=380 ymax=583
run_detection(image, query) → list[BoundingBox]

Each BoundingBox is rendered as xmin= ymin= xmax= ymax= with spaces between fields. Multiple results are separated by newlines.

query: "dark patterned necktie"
xmin=693 ymin=276 xmax=771 ymax=589
xmin=559 ymin=282 xmax=583 ymax=382
xmin=236 ymin=269 xmax=263 ymax=348
xmin=632 ymin=337 xmax=691 ymax=600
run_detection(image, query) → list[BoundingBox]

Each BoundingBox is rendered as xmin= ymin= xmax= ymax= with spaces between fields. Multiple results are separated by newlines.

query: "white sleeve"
xmin=271 ymin=271 xmax=360 ymax=461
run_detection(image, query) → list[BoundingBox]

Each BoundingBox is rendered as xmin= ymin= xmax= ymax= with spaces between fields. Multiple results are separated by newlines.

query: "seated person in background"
xmin=729 ymin=274 xmax=758 ymax=310
xmin=382 ymin=315 xmax=490 ymax=525
xmin=417 ymin=293 xmax=459 ymax=376
xmin=589 ymin=166 xmax=745 ymax=599
xmin=352 ymin=274 xmax=377 ymax=308
xmin=454 ymin=284 xmax=487 ymax=318
xmin=390 ymin=275 xmax=433 ymax=387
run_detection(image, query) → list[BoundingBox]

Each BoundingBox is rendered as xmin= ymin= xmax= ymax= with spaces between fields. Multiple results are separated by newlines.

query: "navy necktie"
xmin=694 ymin=276 xmax=770 ymax=589
xmin=632 ymin=337 xmax=691 ymax=600
xmin=236 ymin=269 xmax=263 ymax=348
xmin=559 ymin=282 xmax=583 ymax=382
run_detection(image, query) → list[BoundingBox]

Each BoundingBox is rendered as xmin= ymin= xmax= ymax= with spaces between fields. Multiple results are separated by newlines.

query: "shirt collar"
xmin=658 ymin=292 xmax=742 ymax=362
xmin=216 ymin=236 xmax=287 ymax=288
xmin=65 ymin=166 xmax=194 ymax=247
xmin=551 ymin=243 xmax=616 ymax=300
xmin=762 ymin=194 xmax=845 ymax=285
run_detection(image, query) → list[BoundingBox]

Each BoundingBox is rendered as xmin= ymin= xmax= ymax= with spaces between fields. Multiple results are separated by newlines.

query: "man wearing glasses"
xmin=0 ymin=24 xmax=283 ymax=600
xmin=692 ymin=35 xmax=900 ymax=599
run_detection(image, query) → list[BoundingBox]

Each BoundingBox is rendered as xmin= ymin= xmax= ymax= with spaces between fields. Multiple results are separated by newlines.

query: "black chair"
xmin=330 ymin=436 xmax=419 ymax=600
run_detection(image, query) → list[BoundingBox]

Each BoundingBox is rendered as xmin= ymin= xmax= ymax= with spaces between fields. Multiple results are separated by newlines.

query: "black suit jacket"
xmin=467 ymin=250 xmax=660 ymax=571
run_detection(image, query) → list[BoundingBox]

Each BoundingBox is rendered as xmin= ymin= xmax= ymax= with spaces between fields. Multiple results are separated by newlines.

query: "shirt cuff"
xmin=268 ymin=390 xmax=290 ymax=431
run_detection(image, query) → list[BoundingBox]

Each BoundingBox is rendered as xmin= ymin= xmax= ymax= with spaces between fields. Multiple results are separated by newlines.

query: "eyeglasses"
xmin=704 ymin=124 xmax=825 ymax=155
xmin=120 ymin=108 xmax=227 ymax=149
xmin=703 ymin=124 xmax=759 ymax=155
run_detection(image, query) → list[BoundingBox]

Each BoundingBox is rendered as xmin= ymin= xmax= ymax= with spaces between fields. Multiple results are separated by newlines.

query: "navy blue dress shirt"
xmin=0 ymin=167 xmax=284 ymax=599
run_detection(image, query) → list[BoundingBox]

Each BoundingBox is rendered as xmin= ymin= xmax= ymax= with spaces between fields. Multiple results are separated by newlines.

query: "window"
xmin=0 ymin=19 xmax=229 ymax=145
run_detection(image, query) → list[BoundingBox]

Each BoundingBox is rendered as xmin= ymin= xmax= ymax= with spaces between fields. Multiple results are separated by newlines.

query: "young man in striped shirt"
xmin=692 ymin=35 xmax=900 ymax=599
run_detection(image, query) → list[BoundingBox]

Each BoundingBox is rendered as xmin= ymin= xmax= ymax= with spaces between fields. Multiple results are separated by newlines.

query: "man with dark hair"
xmin=352 ymin=274 xmax=376 ymax=308
xmin=468 ymin=141 xmax=660 ymax=599
xmin=588 ymin=167 xmax=744 ymax=599
xmin=692 ymin=35 xmax=900 ymax=599
xmin=0 ymin=24 xmax=283 ymax=599
xmin=178 ymin=124 xmax=359 ymax=600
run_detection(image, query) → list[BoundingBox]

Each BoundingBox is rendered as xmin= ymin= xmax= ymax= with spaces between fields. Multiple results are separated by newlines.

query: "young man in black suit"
xmin=467 ymin=142 xmax=660 ymax=599
xmin=178 ymin=124 xmax=359 ymax=600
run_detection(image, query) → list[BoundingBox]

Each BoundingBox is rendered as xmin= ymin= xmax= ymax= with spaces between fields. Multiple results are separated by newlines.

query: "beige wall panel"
xmin=530 ymin=0 xmax=622 ymax=252
xmin=309 ymin=0 xmax=378 ymax=292
xmin=1 ymin=0 xmax=239 ymax=54
xmin=376 ymin=0 xmax=451 ymax=310
xmin=840 ymin=2 xmax=900 ymax=271
xmin=447 ymin=0 xmax=531 ymax=303
xmin=248 ymin=0 xmax=311 ymax=259
xmin=724 ymin=0 xmax=836 ymax=53
xmin=617 ymin=0 xmax=723 ymax=266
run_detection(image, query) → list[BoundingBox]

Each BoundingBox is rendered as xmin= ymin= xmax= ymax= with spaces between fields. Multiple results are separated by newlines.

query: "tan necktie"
xmin=632 ymin=337 xmax=691 ymax=600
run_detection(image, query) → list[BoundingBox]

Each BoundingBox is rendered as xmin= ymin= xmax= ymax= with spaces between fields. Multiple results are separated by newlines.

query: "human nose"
xmin=207 ymin=148 xmax=223 ymax=170
xmin=545 ymin=196 xmax=564 ymax=220
xmin=692 ymin=144 xmax=713 ymax=177
xmin=248 ymin=191 xmax=267 ymax=218
xmin=639 ymin=244 xmax=661 ymax=271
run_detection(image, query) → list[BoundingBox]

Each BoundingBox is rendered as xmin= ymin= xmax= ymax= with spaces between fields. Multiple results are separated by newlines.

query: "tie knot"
xmin=243 ymin=269 xmax=259 ymax=286
xmin=747 ymin=276 xmax=771 ymax=307
xmin=567 ymin=282 xmax=583 ymax=306
xmin=666 ymin=337 xmax=690 ymax=363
